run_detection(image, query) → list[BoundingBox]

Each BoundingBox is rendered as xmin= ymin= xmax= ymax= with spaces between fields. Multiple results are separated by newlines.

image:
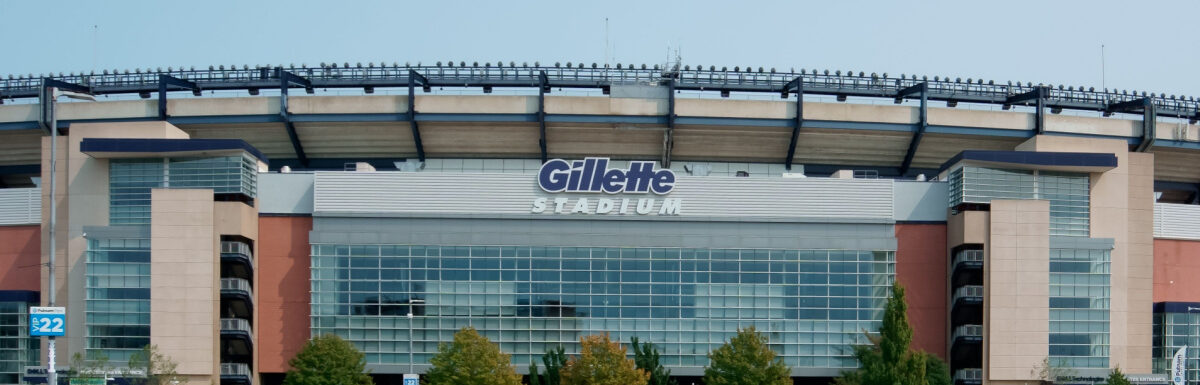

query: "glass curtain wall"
xmin=0 ymin=302 xmax=38 ymax=385
xmin=311 ymin=244 xmax=895 ymax=369
xmin=1153 ymin=309 xmax=1200 ymax=383
xmin=1048 ymin=248 xmax=1111 ymax=368
xmin=109 ymin=154 xmax=258 ymax=225
xmin=948 ymin=166 xmax=1090 ymax=236
xmin=84 ymin=238 xmax=151 ymax=363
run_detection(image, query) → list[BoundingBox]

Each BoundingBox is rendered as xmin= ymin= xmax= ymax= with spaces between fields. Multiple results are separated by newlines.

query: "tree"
xmin=528 ymin=362 xmax=541 ymax=385
xmin=1104 ymin=366 xmax=1132 ymax=385
xmin=283 ymin=333 xmax=373 ymax=385
xmin=835 ymin=282 xmax=926 ymax=385
xmin=631 ymin=337 xmax=676 ymax=385
xmin=69 ymin=352 xmax=112 ymax=379
xmin=921 ymin=352 xmax=951 ymax=385
xmin=704 ymin=326 xmax=791 ymax=385
xmin=425 ymin=327 xmax=521 ymax=385
xmin=126 ymin=345 xmax=182 ymax=385
xmin=560 ymin=334 xmax=649 ymax=385
xmin=531 ymin=346 xmax=567 ymax=385
xmin=1031 ymin=357 xmax=1076 ymax=385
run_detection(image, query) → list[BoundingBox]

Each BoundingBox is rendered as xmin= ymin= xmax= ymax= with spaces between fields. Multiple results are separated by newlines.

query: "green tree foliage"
xmin=631 ymin=337 xmax=676 ymax=385
xmin=528 ymin=362 xmax=541 ymax=385
xmin=69 ymin=352 xmax=112 ymax=379
xmin=536 ymin=346 xmax=567 ymax=385
xmin=1104 ymin=366 xmax=1132 ymax=385
xmin=703 ymin=326 xmax=791 ymax=385
xmin=835 ymin=282 xmax=926 ymax=385
xmin=560 ymin=334 xmax=649 ymax=385
xmin=283 ymin=333 xmax=373 ymax=385
xmin=1030 ymin=357 xmax=1076 ymax=384
xmin=921 ymin=352 xmax=951 ymax=385
xmin=425 ymin=327 xmax=521 ymax=385
xmin=126 ymin=345 xmax=182 ymax=385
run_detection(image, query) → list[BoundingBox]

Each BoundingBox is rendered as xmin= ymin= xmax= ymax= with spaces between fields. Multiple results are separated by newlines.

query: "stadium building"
xmin=0 ymin=64 xmax=1199 ymax=385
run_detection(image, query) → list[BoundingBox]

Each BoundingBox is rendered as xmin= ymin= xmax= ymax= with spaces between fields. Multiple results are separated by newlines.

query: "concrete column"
xmin=150 ymin=188 xmax=217 ymax=385
xmin=986 ymin=199 xmax=1050 ymax=382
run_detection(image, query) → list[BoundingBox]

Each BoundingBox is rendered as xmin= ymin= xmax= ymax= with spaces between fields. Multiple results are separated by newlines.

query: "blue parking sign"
xmin=29 ymin=307 xmax=66 ymax=337
xmin=403 ymin=374 xmax=418 ymax=385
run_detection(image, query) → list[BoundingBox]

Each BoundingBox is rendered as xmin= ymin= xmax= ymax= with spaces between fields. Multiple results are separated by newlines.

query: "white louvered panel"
xmin=314 ymin=172 xmax=893 ymax=221
xmin=1155 ymin=203 xmax=1200 ymax=240
xmin=0 ymin=188 xmax=40 ymax=225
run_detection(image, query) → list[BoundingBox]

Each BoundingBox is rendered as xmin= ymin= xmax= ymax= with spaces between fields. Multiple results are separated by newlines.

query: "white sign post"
xmin=30 ymin=306 xmax=65 ymax=385
xmin=1172 ymin=346 xmax=1188 ymax=385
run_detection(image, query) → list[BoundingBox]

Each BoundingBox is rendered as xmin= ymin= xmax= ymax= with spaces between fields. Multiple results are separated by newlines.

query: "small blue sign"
xmin=402 ymin=374 xmax=419 ymax=385
xmin=29 ymin=307 xmax=66 ymax=337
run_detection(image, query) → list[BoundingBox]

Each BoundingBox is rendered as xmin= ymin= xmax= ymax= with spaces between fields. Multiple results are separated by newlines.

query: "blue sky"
xmin=2 ymin=0 xmax=1198 ymax=97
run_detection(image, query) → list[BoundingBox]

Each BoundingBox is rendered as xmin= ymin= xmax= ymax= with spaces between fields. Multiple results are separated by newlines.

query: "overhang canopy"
xmin=940 ymin=150 xmax=1117 ymax=174
xmin=80 ymin=138 xmax=268 ymax=163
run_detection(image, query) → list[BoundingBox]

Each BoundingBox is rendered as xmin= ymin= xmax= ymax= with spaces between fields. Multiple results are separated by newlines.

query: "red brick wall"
xmin=895 ymin=223 xmax=948 ymax=359
xmin=257 ymin=216 xmax=312 ymax=373
xmin=0 ymin=225 xmax=40 ymax=291
xmin=1154 ymin=239 xmax=1200 ymax=303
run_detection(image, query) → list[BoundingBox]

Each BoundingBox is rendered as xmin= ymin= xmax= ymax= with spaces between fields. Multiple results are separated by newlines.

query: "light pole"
xmin=44 ymin=85 xmax=95 ymax=385
xmin=407 ymin=312 xmax=414 ymax=375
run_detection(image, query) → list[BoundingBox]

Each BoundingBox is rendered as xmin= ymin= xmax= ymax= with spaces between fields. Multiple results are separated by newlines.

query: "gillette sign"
xmin=533 ymin=158 xmax=681 ymax=215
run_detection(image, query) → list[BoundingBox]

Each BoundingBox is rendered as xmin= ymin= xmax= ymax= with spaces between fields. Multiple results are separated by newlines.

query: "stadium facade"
xmin=0 ymin=65 xmax=1199 ymax=385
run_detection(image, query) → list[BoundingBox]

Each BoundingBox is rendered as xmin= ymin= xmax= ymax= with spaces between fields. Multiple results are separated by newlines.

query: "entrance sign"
xmin=29 ymin=307 xmax=66 ymax=337
xmin=403 ymin=374 xmax=418 ymax=385
xmin=538 ymin=158 xmax=676 ymax=194
xmin=534 ymin=158 xmax=681 ymax=216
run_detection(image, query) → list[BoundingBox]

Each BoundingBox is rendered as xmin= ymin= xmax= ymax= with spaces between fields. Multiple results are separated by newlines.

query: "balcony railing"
xmin=221 ymin=278 xmax=253 ymax=295
xmin=954 ymin=369 xmax=982 ymax=381
xmin=952 ymin=324 xmax=983 ymax=341
xmin=953 ymin=249 xmax=984 ymax=268
xmin=953 ymin=285 xmax=984 ymax=303
xmin=220 ymin=363 xmax=251 ymax=377
xmin=221 ymin=318 xmax=253 ymax=336
xmin=221 ymin=241 xmax=253 ymax=259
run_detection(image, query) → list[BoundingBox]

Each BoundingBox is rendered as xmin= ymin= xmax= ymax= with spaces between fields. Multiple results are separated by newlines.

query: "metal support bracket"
xmin=898 ymin=83 xmax=928 ymax=177
xmin=1105 ymin=98 xmax=1157 ymax=152
xmin=157 ymin=75 xmax=200 ymax=120
xmin=538 ymin=71 xmax=548 ymax=163
xmin=278 ymin=69 xmax=312 ymax=167
xmin=784 ymin=77 xmax=804 ymax=170
xmin=662 ymin=78 xmax=677 ymax=167
xmin=409 ymin=70 xmax=429 ymax=162
xmin=1006 ymin=87 xmax=1047 ymax=134
xmin=39 ymin=79 xmax=92 ymax=135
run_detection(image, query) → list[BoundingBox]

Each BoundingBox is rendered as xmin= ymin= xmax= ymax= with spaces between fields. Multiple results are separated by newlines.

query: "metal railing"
xmin=220 ymin=363 xmax=251 ymax=376
xmin=220 ymin=318 xmax=253 ymax=335
xmin=221 ymin=278 xmax=253 ymax=295
xmin=3 ymin=64 xmax=1198 ymax=120
xmin=953 ymin=285 xmax=984 ymax=303
xmin=221 ymin=241 xmax=253 ymax=259
xmin=953 ymin=324 xmax=983 ymax=340
xmin=954 ymin=368 xmax=983 ymax=381
xmin=953 ymin=249 xmax=984 ymax=267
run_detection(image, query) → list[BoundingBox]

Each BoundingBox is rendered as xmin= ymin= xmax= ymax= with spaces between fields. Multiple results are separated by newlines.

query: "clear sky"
xmin=2 ymin=0 xmax=1197 ymax=98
